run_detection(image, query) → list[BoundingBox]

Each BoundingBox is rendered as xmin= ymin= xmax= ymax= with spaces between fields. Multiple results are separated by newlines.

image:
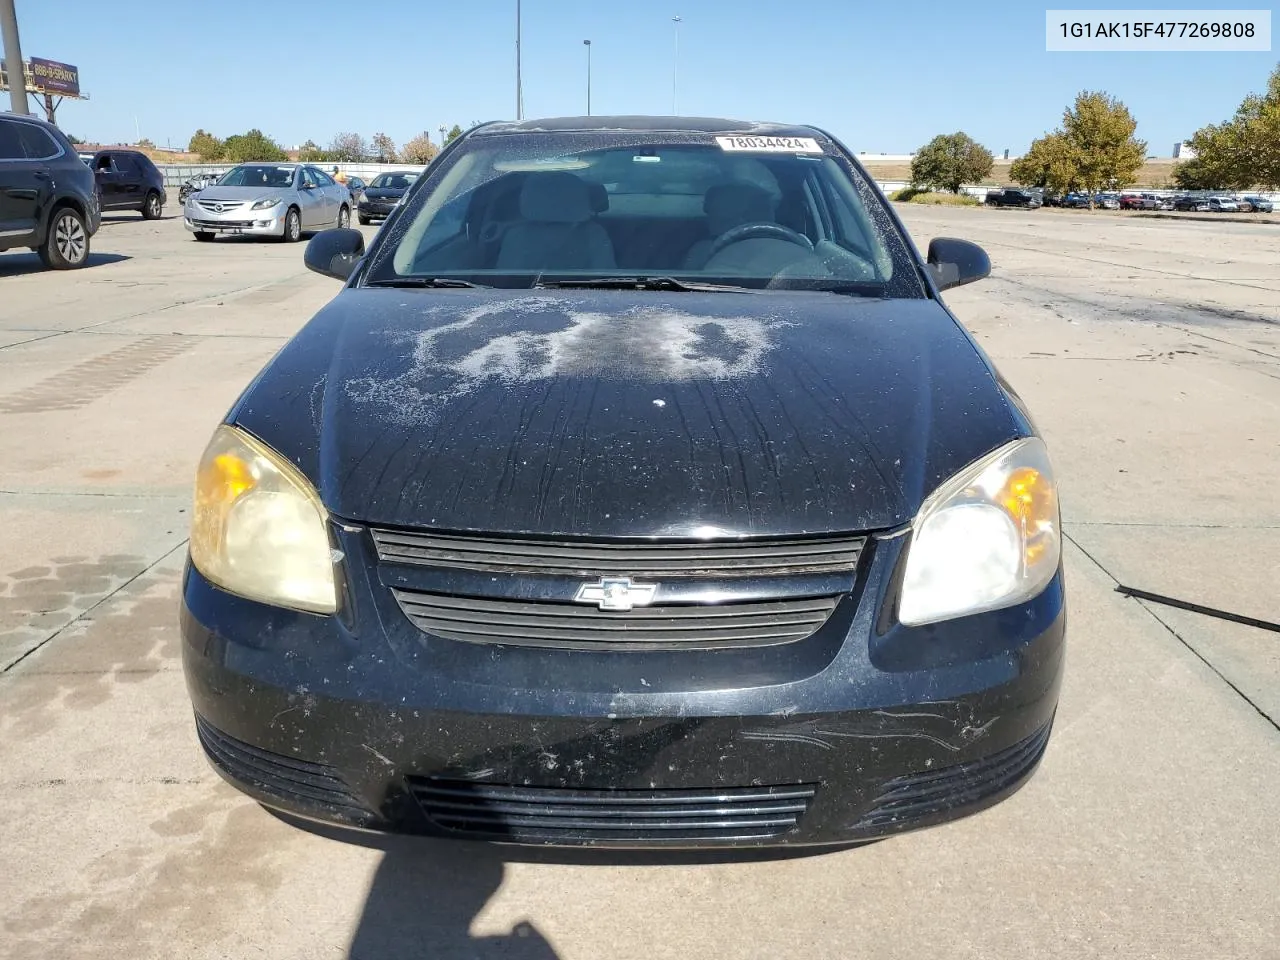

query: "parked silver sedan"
xmin=183 ymin=163 xmax=352 ymax=242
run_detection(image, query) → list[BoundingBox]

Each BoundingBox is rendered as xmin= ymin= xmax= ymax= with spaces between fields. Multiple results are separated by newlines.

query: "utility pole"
xmin=671 ymin=16 xmax=682 ymax=116
xmin=515 ymin=0 xmax=524 ymax=120
xmin=0 ymin=0 xmax=30 ymax=116
xmin=584 ymin=40 xmax=592 ymax=116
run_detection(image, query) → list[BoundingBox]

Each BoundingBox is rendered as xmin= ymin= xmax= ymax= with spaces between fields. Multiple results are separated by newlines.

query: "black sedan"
xmin=357 ymin=171 xmax=420 ymax=224
xmin=182 ymin=116 xmax=1065 ymax=849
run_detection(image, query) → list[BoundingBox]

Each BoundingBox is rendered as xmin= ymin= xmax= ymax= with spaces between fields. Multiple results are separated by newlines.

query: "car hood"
xmin=190 ymin=186 xmax=294 ymax=203
xmin=230 ymin=290 xmax=1026 ymax=538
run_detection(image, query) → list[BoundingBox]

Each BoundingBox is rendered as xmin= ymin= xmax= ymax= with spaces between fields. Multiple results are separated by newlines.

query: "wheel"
xmin=281 ymin=207 xmax=302 ymax=243
xmin=142 ymin=191 xmax=163 ymax=220
xmin=337 ymin=205 xmax=351 ymax=229
xmin=38 ymin=207 xmax=90 ymax=269
xmin=358 ymin=215 xmax=371 ymax=226
xmin=193 ymin=232 xmax=214 ymax=242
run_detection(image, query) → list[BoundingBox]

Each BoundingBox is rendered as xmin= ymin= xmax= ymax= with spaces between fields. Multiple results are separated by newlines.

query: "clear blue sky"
xmin=10 ymin=0 xmax=1276 ymax=156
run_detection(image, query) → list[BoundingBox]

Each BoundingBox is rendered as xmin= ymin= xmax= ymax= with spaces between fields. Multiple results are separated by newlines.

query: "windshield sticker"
xmin=715 ymin=136 xmax=822 ymax=153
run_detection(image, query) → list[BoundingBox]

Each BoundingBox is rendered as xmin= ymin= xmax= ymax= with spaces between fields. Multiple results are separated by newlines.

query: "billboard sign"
xmin=29 ymin=58 xmax=80 ymax=97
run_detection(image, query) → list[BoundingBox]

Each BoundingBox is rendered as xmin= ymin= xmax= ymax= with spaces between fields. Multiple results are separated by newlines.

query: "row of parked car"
xmin=984 ymin=186 xmax=1274 ymax=213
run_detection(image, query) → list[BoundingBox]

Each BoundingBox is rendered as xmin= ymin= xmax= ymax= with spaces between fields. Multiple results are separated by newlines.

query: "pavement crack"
xmin=1065 ymin=532 xmax=1280 ymax=733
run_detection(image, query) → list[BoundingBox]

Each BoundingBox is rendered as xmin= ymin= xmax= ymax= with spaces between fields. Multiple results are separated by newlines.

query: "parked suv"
xmin=86 ymin=149 xmax=167 ymax=219
xmin=0 ymin=112 xmax=101 ymax=268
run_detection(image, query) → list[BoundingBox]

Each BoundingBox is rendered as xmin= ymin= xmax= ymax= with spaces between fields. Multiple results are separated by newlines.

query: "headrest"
xmin=518 ymin=172 xmax=596 ymax=223
xmin=704 ymin=182 xmax=776 ymax=235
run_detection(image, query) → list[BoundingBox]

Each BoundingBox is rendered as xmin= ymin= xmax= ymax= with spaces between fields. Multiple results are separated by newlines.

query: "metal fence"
xmin=156 ymin=161 xmax=429 ymax=190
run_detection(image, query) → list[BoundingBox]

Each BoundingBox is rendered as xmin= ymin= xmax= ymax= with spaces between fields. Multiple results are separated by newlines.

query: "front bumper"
xmin=358 ymin=199 xmax=398 ymax=219
xmin=183 ymin=205 xmax=286 ymax=236
xmin=181 ymin=531 xmax=1065 ymax=848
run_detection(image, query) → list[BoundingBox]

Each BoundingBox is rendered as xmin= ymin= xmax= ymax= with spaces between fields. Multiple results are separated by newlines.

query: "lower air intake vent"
xmin=852 ymin=722 xmax=1052 ymax=833
xmin=195 ymin=715 xmax=371 ymax=821
xmin=409 ymin=779 xmax=818 ymax=843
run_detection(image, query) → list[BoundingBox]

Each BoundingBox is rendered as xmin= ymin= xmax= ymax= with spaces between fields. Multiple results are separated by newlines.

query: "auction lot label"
xmin=1046 ymin=9 xmax=1271 ymax=50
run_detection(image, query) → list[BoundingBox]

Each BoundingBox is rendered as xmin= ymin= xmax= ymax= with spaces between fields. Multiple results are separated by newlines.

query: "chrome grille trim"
xmin=392 ymin=589 xmax=840 ymax=650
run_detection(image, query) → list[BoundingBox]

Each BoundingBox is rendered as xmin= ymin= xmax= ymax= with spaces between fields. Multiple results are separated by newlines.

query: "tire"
xmin=38 ymin=207 xmax=90 ymax=269
xmin=281 ymin=207 xmax=302 ymax=243
xmin=337 ymin=205 xmax=351 ymax=229
xmin=193 ymin=232 xmax=214 ymax=242
xmin=358 ymin=215 xmax=371 ymax=226
xmin=142 ymin=191 xmax=163 ymax=220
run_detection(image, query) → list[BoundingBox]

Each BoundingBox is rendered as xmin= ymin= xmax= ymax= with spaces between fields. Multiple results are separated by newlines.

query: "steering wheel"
xmin=709 ymin=222 xmax=814 ymax=258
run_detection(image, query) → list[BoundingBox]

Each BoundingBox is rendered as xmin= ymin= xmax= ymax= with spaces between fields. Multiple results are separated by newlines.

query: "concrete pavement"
xmin=0 ymin=205 xmax=1276 ymax=959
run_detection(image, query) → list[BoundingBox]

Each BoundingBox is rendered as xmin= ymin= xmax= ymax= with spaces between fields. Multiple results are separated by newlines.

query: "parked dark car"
xmin=0 ymin=112 xmax=101 ymax=268
xmin=357 ymin=171 xmax=420 ymax=224
xmin=182 ymin=115 xmax=1065 ymax=850
xmin=1171 ymin=194 xmax=1206 ymax=211
xmin=985 ymin=187 xmax=1041 ymax=208
xmin=86 ymin=149 xmax=167 ymax=218
xmin=345 ymin=176 xmax=367 ymax=207
xmin=1059 ymin=193 xmax=1091 ymax=208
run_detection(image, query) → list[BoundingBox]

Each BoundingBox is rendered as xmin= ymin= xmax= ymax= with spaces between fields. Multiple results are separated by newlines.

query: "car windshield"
xmin=370 ymin=173 xmax=418 ymax=189
xmin=217 ymin=165 xmax=296 ymax=188
xmin=365 ymin=131 xmax=921 ymax=295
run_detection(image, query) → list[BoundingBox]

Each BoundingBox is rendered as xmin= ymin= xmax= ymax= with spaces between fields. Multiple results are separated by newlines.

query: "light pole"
xmin=515 ymin=0 xmax=524 ymax=120
xmin=583 ymin=40 xmax=592 ymax=116
xmin=0 ymin=0 xmax=30 ymax=116
xmin=671 ymin=16 xmax=682 ymax=116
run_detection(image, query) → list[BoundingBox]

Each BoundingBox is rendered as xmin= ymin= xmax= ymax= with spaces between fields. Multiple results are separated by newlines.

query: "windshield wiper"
xmin=810 ymin=282 xmax=891 ymax=298
xmin=364 ymin=277 xmax=488 ymax=289
xmin=533 ymin=276 xmax=754 ymax=293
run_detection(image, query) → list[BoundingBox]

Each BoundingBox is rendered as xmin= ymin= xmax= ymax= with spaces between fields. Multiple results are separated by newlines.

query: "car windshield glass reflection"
xmin=369 ymin=137 xmax=919 ymax=295
xmin=371 ymin=174 xmax=416 ymax=189
xmin=217 ymin=165 xmax=297 ymax=188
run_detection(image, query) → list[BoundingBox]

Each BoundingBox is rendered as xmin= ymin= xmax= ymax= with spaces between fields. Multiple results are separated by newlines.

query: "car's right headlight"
xmin=190 ymin=425 xmax=338 ymax=614
xmin=897 ymin=437 xmax=1060 ymax=626
xmin=251 ymin=197 xmax=282 ymax=210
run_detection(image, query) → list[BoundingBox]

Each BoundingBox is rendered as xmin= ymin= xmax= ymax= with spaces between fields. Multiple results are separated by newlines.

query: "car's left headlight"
xmin=251 ymin=197 xmax=282 ymax=210
xmin=897 ymin=437 xmax=1060 ymax=626
xmin=190 ymin=425 xmax=338 ymax=614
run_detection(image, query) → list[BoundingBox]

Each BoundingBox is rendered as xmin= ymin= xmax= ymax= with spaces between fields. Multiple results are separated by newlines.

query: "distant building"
xmin=1173 ymin=141 xmax=1197 ymax=159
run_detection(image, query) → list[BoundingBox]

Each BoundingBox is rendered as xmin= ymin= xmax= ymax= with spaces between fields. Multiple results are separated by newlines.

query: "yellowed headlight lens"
xmin=190 ymin=425 xmax=337 ymax=614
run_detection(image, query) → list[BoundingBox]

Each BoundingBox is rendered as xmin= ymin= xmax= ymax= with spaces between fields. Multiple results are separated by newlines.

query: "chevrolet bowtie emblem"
xmin=574 ymin=577 xmax=658 ymax=612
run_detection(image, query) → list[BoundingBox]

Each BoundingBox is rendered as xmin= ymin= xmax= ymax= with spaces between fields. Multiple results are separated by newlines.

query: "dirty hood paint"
xmin=230 ymin=289 xmax=1025 ymax=538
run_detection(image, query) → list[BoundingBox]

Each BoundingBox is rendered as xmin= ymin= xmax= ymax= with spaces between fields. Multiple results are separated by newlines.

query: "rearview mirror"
xmin=304 ymin=228 xmax=365 ymax=281
xmin=926 ymin=237 xmax=990 ymax=291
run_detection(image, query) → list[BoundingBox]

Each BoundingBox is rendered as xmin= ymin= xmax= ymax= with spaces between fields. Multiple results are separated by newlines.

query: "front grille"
xmin=852 ymin=722 xmax=1052 ymax=832
xmin=190 ymin=219 xmax=255 ymax=230
xmin=392 ymin=588 xmax=840 ymax=650
xmin=372 ymin=529 xmax=866 ymax=578
xmin=196 ymin=199 xmax=246 ymax=212
xmin=409 ymin=778 xmax=817 ymax=843
xmin=195 ymin=715 xmax=372 ymax=820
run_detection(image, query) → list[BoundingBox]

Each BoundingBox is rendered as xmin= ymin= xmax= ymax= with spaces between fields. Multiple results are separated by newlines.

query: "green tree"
xmin=445 ymin=124 xmax=464 ymax=144
xmin=65 ymin=133 xmax=84 ymax=144
xmin=400 ymin=131 xmax=438 ymax=164
xmin=188 ymin=129 xmax=225 ymax=161
xmin=222 ymin=129 xmax=288 ymax=162
xmin=1178 ymin=65 xmax=1280 ymax=190
xmin=297 ymin=139 xmax=333 ymax=162
xmin=909 ymin=132 xmax=994 ymax=193
xmin=371 ymin=132 xmax=398 ymax=162
xmin=1060 ymin=91 xmax=1146 ymax=198
xmin=1011 ymin=132 xmax=1080 ymax=193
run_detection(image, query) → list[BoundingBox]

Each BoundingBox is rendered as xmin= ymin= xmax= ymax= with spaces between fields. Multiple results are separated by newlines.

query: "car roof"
xmin=471 ymin=115 xmax=824 ymax=139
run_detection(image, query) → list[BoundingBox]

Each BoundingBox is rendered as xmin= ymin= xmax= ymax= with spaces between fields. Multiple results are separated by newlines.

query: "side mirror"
xmin=926 ymin=237 xmax=990 ymax=291
xmin=304 ymin=228 xmax=365 ymax=281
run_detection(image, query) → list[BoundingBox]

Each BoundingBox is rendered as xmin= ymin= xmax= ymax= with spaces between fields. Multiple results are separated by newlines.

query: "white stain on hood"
xmin=345 ymin=297 xmax=783 ymax=423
